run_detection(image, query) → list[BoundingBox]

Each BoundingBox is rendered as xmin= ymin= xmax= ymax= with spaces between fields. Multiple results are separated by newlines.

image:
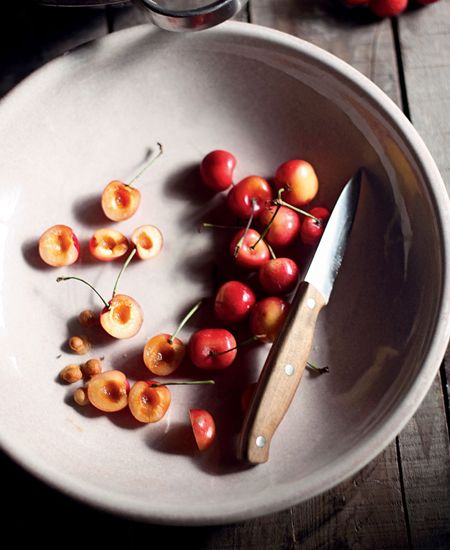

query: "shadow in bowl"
xmin=72 ymin=193 xmax=111 ymax=228
xmin=147 ymin=422 xmax=195 ymax=456
xmin=22 ymin=239 xmax=52 ymax=271
xmin=163 ymin=163 xmax=217 ymax=205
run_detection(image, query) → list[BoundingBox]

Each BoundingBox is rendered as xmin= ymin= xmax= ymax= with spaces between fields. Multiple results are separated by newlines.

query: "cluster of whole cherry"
xmin=38 ymin=145 xmax=328 ymax=454
xmin=192 ymin=151 xmax=329 ymax=367
xmin=343 ymin=0 xmax=439 ymax=18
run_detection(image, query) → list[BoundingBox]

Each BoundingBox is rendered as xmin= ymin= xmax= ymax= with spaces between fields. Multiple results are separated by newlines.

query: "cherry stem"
xmin=266 ymin=242 xmax=277 ymax=260
xmin=56 ymin=276 xmax=109 ymax=310
xmin=200 ymin=222 xmax=244 ymax=231
xmin=169 ymin=299 xmax=203 ymax=345
xmin=251 ymin=203 xmax=281 ymax=250
xmin=211 ymin=334 xmax=264 ymax=356
xmin=233 ymin=198 xmax=257 ymax=258
xmin=111 ymin=248 xmax=136 ymax=299
xmin=274 ymin=197 xmax=320 ymax=222
xmin=127 ymin=142 xmax=163 ymax=187
xmin=306 ymin=361 xmax=329 ymax=374
xmin=149 ymin=380 xmax=215 ymax=388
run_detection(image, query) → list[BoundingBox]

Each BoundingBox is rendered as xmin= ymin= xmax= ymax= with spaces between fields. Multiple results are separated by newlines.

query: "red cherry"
xmin=258 ymin=258 xmax=299 ymax=295
xmin=227 ymin=176 xmax=273 ymax=218
xmin=300 ymin=207 xmax=330 ymax=246
xmin=274 ymin=160 xmax=319 ymax=207
xmin=214 ymin=281 xmax=256 ymax=324
xmin=369 ymin=0 xmax=408 ymax=17
xmin=200 ymin=150 xmax=236 ymax=192
xmin=189 ymin=328 xmax=237 ymax=369
xmin=230 ymin=229 xmax=270 ymax=270
xmin=250 ymin=297 xmax=290 ymax=343
xmin=189 ymin=409 xmax=216 ymax=451
xmin=258 ymin=205 xmax=301 ymax=248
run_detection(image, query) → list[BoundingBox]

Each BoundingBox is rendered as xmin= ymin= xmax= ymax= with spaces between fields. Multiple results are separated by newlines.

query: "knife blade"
xmin=238 ymin=169 xmax=362 ymax=464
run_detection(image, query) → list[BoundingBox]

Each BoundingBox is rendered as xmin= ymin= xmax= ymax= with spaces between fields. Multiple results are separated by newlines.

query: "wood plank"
xmin=291 ymin=444 xmax=408 ymax=549
xmin=249 ymin=0 xmax=401 ymax=101
xmin=396 ymin=6 xmax=450 ymax=547
xmin=248 ymin=1 xmax=410 ymax=548
xmin=398 ymin=2 xmax=450 ymax=187
xmin=397 ymin=376 xmax=450 ymax=549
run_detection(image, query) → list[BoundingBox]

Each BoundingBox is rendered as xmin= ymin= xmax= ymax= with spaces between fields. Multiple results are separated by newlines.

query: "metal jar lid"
xmin=135 ymin=0 xmax=248 ymax=32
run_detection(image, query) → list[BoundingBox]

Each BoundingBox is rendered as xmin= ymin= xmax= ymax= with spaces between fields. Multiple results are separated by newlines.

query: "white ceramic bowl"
xmin=0 ymin=23 xmax=449 ymax=525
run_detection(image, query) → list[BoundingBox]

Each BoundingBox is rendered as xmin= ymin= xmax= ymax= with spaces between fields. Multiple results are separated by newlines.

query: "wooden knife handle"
xmin=238 ymin=281 xmax=326 ymax=464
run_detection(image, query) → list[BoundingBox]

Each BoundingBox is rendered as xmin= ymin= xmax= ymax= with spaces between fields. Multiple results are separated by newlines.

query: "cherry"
xmin=128 ymin=380 xmax=171 ymax=423
xmin=100 ymin=294 xmax=143 ymax=339
xmin=143 ymin=300 xmax=202 ymax=376
xmin=249 ymin=297 xmax=290 ymax=343
xmin=190 ymin=409 xmax=216 ymax=451
xmin=101 ymin=143 xmax=163 ymax=222
xmin=258 ymin=258 xmax=299 ymax=295
xmin=227 ymin=176 xmax=273 ymax=218
xmin=101 ymin=181 xmax=140 ymax=222
xmin=38 ymin=224 xmax=80 ymax=267
xmin=57 ymin=249 xmax=143 ymax=339
xmin=200 ymin=150 xmax=236 ymax=192
xmin=189 ymin=328 xmax=237 ymax=369
xmin=131 ymin=225 xmax=163 ymax=260
xmin=274 ymin=160 xmax=319 ymax=207
xmin=89 ymin=228 xmax=129 ymax=262
xmin=214 ymin=281 xmax=256 ymax=324
xmin=230 ymin=228 xmax=270 ymax=270
xmin=87 ymin=370 xmax=129 ymax=412
xmin=258 ymin=204 xmax=301 ymax=248
xmin=369 ymin=0 xmax=408 ymax=16
xmin=300 ymin=206 xmax=330 ymax=246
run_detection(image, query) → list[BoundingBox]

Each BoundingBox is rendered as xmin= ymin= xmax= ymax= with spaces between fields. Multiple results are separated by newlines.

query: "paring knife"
xmin=238 ymin=169 xmax=362 ymax=464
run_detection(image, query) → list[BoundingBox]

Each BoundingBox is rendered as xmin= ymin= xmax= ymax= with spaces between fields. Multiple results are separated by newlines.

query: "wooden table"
xmin=1 ymin=1 xmax=449 ymax=547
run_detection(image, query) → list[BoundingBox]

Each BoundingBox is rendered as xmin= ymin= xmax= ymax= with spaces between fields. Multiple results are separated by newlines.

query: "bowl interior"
xmin=0 ymin=23 xmax=446 ymax=524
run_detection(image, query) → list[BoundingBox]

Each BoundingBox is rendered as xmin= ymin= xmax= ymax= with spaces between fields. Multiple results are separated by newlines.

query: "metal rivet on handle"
xmin=284 ymin=364 xmax=295 ymax=376
xmin=307 ymin=298 xmax=316 ymax=310
xmin=256 ymin=435 xmax=266 ymax=448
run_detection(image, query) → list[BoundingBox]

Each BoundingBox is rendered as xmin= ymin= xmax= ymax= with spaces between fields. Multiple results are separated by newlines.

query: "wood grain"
xmin=291 ymin=444 xmax=409 ymax=549
xmin=398 ymin=2 xmax=450 ymax=187
xmin=249 ymin=1 xmax=427 ymax=549
xmin=249 ymin=0 xmax=401 ymax=101
xmin=397 ymin=376 xmax=450 ymax=548
xmin=396 ymin=4 xmax=450 ymax=548
xmin=240 ymin=283 xmax=326 ymax=464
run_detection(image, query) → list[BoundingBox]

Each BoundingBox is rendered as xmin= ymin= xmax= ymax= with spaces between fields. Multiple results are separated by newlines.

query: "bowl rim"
xmin=0 ymin=20 xmax=449 ymax=525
